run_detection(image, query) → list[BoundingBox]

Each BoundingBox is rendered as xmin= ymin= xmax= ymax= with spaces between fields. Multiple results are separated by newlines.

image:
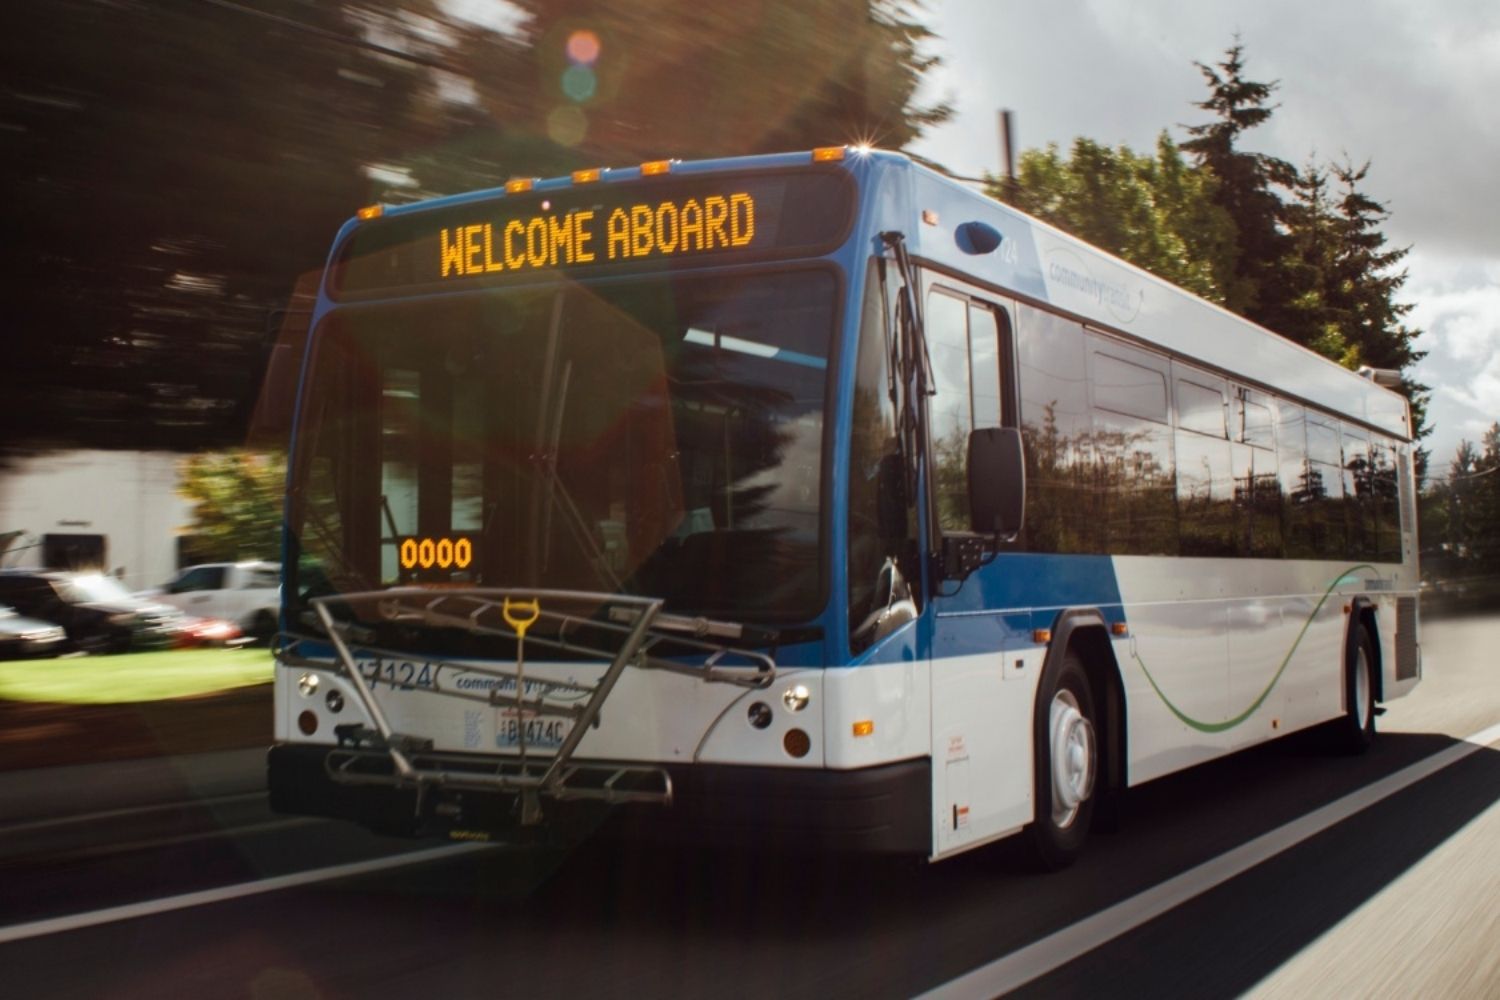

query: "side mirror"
xmin=968 ymin=427 xmax=1025 ymax=537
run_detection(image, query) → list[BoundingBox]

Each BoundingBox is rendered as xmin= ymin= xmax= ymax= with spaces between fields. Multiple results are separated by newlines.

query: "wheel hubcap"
xmin=1050 ymin=690 xmax=1096 ymax=829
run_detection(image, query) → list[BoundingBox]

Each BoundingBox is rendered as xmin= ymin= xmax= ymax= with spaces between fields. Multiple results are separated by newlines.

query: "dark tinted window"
xmin=1178 ymin=428 xmax=1235 ymax=556
xmin=1373 ymin=440 xmax=1401 ymax=562
xmin=1016 ymin=306 xmax=1095 ymax=553
xmin=1304 ymin=416 xmax=1345 ymax=557
xmin=1342 ymin=424 xmax=1373 ymax=560
xmin=1233 ymin=440 xmax=1283 ymax=558
xmin=1090 ymin=339 xmax=1176 ymax=555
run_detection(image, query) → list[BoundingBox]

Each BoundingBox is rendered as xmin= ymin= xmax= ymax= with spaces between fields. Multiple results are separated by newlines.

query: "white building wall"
xmin=0 ymin=451 xmax=194 ymax=591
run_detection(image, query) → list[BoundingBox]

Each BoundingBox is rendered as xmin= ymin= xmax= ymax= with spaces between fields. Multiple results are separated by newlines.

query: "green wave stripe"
xmin=1129 ymin=565 xmax=1376 ymax=734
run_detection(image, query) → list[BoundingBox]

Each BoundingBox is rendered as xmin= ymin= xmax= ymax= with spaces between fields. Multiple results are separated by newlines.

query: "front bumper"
xmin=268 ymin=742 xmax=931 ymax=855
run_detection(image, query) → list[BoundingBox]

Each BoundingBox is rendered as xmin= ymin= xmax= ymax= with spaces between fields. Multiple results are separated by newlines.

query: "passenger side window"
xmin=1232 ymin=387 xmax=1281 ymax=558
xmin=1089 ymin=342 xmax=1177 ymax=555
xmin=1016 ymin=306 xmax=1094 ymax=553
xmin=926 ymin=289 xmax=1009 ymax=534
xmin=1173 ymin=369 xmax=1233 ymax=556
xmin=1304 ymin=416 xmax=1346 ymax=557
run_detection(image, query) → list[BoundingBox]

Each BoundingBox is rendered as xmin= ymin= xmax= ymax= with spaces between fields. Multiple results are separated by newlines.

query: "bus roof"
xmin=889 ymin=151 xmax=1412 ymax=441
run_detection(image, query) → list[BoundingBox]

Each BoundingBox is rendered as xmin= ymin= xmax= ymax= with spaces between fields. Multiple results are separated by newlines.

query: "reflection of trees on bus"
xmin=1017 ymin=399 xmax=1404 ymax=563
xmin=1019 ymin=403 xmax=1176 ymax=556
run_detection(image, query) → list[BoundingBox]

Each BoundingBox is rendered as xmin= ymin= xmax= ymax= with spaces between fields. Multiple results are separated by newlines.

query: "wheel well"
xmin=1355 ymin=605 xmax=1384 ymax=702
xmin=1067 ymin=626 xmax=1127 ymax=795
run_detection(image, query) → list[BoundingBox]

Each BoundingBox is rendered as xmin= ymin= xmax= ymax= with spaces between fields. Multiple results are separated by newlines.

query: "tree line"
xmin=1421 ymin=424 xmax=1500 ymax=589
xmin=988 ymin=43 xmax=1429 ymax=477
xmin=1 ymin=0 xmax=948 ymax=455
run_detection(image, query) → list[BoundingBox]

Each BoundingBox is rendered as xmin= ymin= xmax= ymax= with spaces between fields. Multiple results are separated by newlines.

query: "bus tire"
xmin=1332 ymin=627 xmax=1377 ymax=755
xmin=1024 ymin=650 xmax=1098 ymax=870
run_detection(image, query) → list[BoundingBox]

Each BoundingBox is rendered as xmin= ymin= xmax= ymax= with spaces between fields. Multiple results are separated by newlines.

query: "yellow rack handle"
xmin=502 ymin=597 xmax=541 ymax=640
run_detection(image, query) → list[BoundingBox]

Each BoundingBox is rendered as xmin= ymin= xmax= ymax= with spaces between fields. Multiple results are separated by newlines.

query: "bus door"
xmin=922 ymin=283 xmax=1034 ymax=857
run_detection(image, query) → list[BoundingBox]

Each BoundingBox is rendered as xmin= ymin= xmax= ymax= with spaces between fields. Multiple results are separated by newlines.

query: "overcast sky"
xmin=906 ymin=0 xmax=1500 ymax=474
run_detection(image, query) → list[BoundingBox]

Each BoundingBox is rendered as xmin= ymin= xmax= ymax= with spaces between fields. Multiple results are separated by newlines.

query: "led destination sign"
xmin=438 ymin=192 xmax=756 ymax=278
xmin=334 ymin=169 xmax=853 ymax=296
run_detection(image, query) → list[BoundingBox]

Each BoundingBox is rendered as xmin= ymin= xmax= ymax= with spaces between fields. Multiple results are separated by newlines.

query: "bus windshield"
xmin=289 ymin=268 xmax=835 ymax=630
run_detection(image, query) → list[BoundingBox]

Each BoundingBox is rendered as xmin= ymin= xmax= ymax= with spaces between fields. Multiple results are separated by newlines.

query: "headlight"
xmin=782 ymin=684 xmax=811 ymax=713
xmin=108 ymin=612 xmax=136 ymax=626
xmin=297 ymin=672 xmax=320 ymax=698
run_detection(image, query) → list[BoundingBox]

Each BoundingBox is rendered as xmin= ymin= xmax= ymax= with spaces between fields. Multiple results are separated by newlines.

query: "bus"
xmin=268 ymin=146 xmax=1420 ymax=867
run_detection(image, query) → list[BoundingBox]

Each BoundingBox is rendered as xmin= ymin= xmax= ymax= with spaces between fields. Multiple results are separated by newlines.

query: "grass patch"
xmin=0 ymin=648 xmax=274 ymax=704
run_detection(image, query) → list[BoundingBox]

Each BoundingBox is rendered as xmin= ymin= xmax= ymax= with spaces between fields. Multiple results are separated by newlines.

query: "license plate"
xmin=496 ymin=713 xmax=571 ymax=749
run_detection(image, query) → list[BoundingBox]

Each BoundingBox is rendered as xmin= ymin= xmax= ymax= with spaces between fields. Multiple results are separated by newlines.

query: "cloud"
xmin=915 ymin=0 xmax=1500 ymax=258
xmin=1408 ymin=256 xmax=1500 ymax=468
xmin=911 ymin=0 xmax=1500 ymax=474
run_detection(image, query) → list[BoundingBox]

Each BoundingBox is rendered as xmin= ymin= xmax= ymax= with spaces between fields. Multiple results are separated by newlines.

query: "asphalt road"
xmin=1 ymin=613 xmax=1496 ymax=999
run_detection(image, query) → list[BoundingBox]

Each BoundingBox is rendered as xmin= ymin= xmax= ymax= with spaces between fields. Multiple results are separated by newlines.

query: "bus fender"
xmin=1041 ymin=608 xmax=1127 ymax=830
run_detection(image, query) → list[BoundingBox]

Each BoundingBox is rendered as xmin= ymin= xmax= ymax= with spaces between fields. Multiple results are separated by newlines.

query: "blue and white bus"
xmin=269 ymin=147 xmax=1420 ymax=866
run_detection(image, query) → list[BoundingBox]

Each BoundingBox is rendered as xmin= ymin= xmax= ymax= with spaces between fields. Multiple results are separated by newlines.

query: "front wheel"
xmin=1331 ymin=627 xmax=1377 ymax=754
xmin=1023 ymin=651 xmax=1098 ymax=870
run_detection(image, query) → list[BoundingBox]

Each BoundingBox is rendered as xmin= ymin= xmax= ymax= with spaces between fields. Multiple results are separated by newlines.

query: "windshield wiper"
xmin=879 ymin=231 xmax=934 ymax=499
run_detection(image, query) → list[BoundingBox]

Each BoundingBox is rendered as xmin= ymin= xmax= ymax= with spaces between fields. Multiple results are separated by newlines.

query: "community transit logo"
xmin=1043 ymin=246 xmax=1144 ymax=325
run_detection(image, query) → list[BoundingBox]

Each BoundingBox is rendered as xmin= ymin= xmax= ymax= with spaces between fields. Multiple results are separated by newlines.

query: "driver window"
xmin=927 ymin=289 xmax=1008 ymax=533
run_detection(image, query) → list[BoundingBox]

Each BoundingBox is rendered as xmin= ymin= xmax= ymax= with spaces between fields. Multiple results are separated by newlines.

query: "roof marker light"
xmin=812 ymin=146 xmax=847 ymax=162
xmin=572 ymin=168 xmax=602 ymax=184
xmin=640 ymin=160 xmax=672 ymax=176
xmin=356 ymin=204 xmax=384 ymax=221
xmin=505 ymin=178 xmax=536 ymax=194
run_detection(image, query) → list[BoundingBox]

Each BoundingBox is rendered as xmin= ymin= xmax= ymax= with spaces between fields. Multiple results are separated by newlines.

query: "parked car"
xmin=0 ymin=570 xmax=185 ymax=653
xmin=175 ymin=616 xmax=248 ymax=649
xmin=0 ymin=602 xmax=68 ymax=659
xmin=144 ymin=562 xmax=281 ymax=639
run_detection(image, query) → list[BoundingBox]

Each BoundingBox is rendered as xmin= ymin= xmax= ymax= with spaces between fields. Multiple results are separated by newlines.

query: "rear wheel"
xmin=1023 ymin=651 xmax=1098 ymax=870
xmin=1331 ymin=627 xmax=1377 ymax=754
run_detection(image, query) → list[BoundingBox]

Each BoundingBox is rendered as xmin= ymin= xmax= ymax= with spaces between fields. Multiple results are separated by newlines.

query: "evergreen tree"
xmin=2 ymin=1 xmax=952 ymax=454
xmin=1181 ymin=42 xmax=1309 ymax=337
xmin=1281 ymin=161 xmax=1354 ymax=362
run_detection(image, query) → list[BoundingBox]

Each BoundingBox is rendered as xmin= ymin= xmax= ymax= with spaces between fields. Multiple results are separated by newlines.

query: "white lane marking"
xmin=0 ymin=792 xmax=268 ymax=837
xmin=0 ymin=842 xmax=494 ymax=946
xmin=921 ymin=720 xmax=1500 ymax=1000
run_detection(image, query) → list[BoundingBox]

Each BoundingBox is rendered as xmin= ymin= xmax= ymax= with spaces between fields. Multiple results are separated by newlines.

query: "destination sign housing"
xmin=334 ymin=168 xmax=854 ymax=297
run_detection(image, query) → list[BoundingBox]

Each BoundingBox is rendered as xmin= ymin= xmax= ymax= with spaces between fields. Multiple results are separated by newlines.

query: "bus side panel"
xmin=1119 ymin=556 xmax=1395 ymax=785
xmin=928 ymin=614 xmax=1039 ymax=859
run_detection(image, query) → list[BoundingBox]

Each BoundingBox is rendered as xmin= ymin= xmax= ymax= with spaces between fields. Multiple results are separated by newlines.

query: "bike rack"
xmin=276 ymin=587 xmax=778 ymax=827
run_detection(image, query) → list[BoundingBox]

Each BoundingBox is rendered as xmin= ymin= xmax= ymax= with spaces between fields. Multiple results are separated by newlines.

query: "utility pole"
xmin=997 ymin=109 xmax=1018 ymax=203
